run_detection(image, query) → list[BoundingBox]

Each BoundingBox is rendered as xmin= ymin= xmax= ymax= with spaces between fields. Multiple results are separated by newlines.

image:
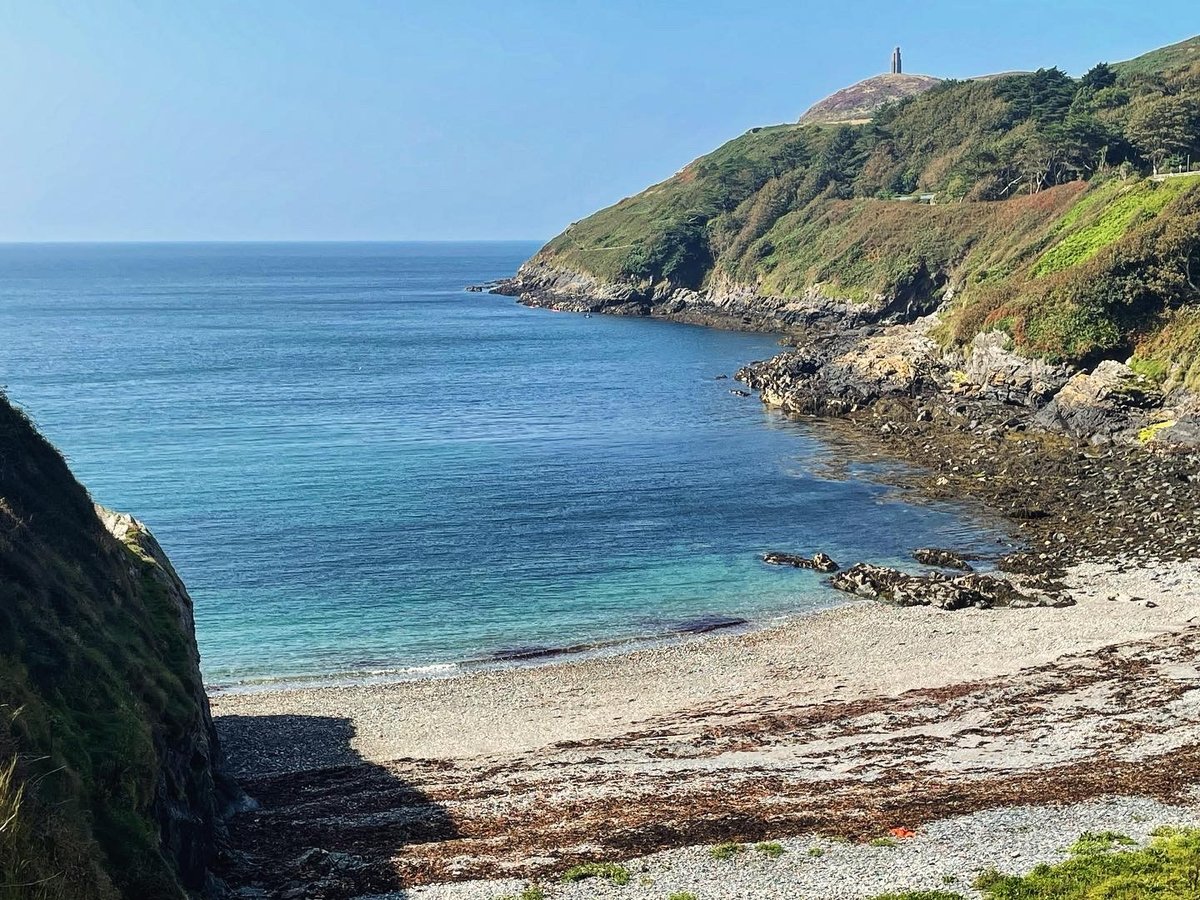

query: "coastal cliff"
xmin=495 ymin=35 xmax=1200 ymax=448
xmin=0 ymin=396 xmax=238 ymax=898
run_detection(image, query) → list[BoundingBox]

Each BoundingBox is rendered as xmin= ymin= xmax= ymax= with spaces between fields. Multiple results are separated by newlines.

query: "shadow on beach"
xmin=216 ymin=713 xmax=457 ymax=899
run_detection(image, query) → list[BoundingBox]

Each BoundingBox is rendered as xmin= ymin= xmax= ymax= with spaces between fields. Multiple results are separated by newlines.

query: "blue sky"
xmin=0 ymin=1 xmax=1194 ymax=241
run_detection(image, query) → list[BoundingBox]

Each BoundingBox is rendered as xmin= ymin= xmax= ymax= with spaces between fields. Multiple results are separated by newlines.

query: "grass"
xmin=500 ymin=886 xmax=545 ymax=900
xmin=1032 ymin=179 xmax=1187 ymax=277
xmin=560 ymin=862 xmax=631 ymax=885
xmin=1112 ymin=35 xmax=1200 ymax=76
xmin=710 ymin=841 xmax=747 ymax=860
xmin=975 ymin=827 xmax=1200 ymax=897
xmin=668 ymin=893 xmax=699 ymax=900
xmin=869 ymin=836 xmax=899 ymax=848
xmin=808 ymin=847 xmax=826 ymax=858
xmin=873 ymin=827 xmax=1200 ymax=899
xmin=1066 ymin=831 xmax=1137 ymax=854
xmin=755 ymin=841 xmax=786 ymax=858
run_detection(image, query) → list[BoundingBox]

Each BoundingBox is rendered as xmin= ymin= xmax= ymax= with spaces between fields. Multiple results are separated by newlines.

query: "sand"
xmin=212 ymin=556 xmax=1200 ymax=768
xmin=212 ymin=555 xmax=1200 ymax=895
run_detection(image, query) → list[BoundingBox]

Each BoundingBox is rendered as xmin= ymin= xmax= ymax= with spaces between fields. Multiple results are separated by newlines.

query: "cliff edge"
xmin=0 ymin=396 xmax=239 ymax=898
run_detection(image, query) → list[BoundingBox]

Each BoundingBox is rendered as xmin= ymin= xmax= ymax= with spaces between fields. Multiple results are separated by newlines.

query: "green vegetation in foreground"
xmin=755 ymin=841 xmax=786 ymax=858
xmin=499 ymin=886 xmax=546 ymax=900
xmin=710 ymin=841 xmax=747 ymax=860
xmin=532 ymin=34 xmax=1200 ymax=380
xmin=561 ymin=862 xmax=631 ymax=885
xmin=868 ymin=827 xmax=1200 ymax=900
xmin=975 ymin=827 xmax=1200 ymax=898
xmin=668 ymin=893 xmax=699 ymax=900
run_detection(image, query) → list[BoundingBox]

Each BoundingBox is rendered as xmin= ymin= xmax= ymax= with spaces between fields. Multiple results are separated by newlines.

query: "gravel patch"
xmin=381 ymin=797 xmax=1200 ymax=900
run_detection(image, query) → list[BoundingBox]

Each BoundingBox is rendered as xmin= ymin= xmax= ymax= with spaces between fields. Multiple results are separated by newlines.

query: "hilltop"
xmin=799 ymin=72 xmax=942 ymax=125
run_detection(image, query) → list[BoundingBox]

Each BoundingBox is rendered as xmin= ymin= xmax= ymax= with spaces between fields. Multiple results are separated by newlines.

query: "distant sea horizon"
xmin=0 ymin=239 xmax=550 ymax=247
xmin=0 ymin=241 xmax=1010 ymax=687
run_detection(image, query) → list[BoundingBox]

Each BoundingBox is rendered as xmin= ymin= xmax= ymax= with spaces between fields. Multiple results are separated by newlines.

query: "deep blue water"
xmin=0 ymin=242 xmax=1007 ymax=686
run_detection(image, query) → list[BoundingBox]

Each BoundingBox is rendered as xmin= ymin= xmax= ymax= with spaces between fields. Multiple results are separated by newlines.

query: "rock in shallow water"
xmin=763 ymin=551 xmax=840 ymax=573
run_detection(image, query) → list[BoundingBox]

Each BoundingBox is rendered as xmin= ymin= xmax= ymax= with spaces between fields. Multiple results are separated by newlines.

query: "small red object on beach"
xmin=889 ymin=827 xmax=916 ymax=839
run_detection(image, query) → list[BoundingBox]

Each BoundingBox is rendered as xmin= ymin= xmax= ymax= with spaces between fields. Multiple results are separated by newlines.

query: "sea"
xmin=0 ymin=242 xmax=1009 ymax=687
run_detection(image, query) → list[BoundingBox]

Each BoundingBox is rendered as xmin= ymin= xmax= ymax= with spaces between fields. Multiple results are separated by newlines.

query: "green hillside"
xmin=1113 ymin=34 xmax=1200 ymax=77
xmin=525 ymin=36 xmax=1200 ymax=388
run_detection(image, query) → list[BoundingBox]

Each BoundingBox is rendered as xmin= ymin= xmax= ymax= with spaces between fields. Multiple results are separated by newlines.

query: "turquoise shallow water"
xmin=0 ymin=242 xmax=1008 ymax=686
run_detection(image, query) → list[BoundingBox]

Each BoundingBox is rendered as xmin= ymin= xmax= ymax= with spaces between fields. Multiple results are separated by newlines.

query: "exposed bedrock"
xmin=829 ymin=563 xmax=1073 ymax=610
xmin=736 ymin=319 xmax=1198 ymax=450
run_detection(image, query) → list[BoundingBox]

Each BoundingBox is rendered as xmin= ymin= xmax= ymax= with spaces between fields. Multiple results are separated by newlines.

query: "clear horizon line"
xmin=0 ymin=238 xmax=548 ymax=245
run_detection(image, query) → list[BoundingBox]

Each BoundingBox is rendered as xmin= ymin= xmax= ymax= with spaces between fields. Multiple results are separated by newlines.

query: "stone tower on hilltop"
xmin=891 ymin=46 xmax=902 ymax=75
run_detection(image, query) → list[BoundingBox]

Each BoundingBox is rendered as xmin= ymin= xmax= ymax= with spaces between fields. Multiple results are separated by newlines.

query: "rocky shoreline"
xmin=487 ymin=267 xmax=1200 ymax=582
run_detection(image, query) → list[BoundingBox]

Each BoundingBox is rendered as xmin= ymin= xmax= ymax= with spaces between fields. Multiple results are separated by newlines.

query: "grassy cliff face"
xmin=528 ymin=36 xmax=1200 ymax=386
xmin=0 ymin=397 xmax=229 ymax=899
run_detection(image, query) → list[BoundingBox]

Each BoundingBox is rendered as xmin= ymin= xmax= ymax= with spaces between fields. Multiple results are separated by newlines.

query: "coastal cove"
xmin=0 ymin=242 xmax=1011 ymax=689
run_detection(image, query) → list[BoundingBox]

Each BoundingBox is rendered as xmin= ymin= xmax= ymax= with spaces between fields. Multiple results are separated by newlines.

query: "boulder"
xmin=912 ymin=547 xmax=974 ymax=571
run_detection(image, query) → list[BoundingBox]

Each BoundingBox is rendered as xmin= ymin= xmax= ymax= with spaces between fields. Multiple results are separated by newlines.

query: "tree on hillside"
xmin=1127 ymin=95 xmax=1200 ymax=174
xmin=1081 ymin=62 xmax=1116 ymax=91
xmin=998 ymin=68 xmax=1077 ymax=124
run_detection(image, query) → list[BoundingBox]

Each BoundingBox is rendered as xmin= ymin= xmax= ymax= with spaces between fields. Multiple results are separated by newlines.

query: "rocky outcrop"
xmin=735 ymin=318 xmax=946 ymax=417
xmin=957 ymin=332 xmax=1073 ymax=407
xmin=731 ymin=315 xmax=1199 ymax=450
xmin=829 ymin=563 xmax=1073 ymax=610
xmin=1032 ymin=361 xmax=1166 ymax=444
xmin=99 ymin=509 xmax=246 ymax=895
xmin=492 ymin=260 xmax=931 ymax=334
xmin=493 ymin=259 xmax=652 ymax=316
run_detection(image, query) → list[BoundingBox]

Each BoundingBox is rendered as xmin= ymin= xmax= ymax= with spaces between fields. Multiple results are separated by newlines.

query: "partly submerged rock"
xmin=763 ymin=551 xmax=840 ymax=573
